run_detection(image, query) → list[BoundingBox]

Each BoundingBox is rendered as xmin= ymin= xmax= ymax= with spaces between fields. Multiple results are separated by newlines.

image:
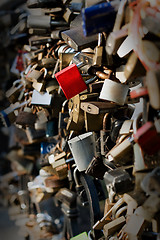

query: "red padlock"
xmin=134 ymin=121 xmax=160 ymax=155
xmin=55 ymin=63 xmax=87 ymax=99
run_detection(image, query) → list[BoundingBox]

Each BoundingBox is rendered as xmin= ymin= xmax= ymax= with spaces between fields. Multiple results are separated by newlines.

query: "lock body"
xmin=55 ymin=63 xmax=87 ymax=100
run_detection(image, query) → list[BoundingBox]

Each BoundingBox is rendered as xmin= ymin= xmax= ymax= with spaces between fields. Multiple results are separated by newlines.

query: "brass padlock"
xmin=66 ymin=95 xmax=84 ymax=131
xmin=26 ymin=65 xmax=45 ymax=82
xmin=84 ymin=111 xmax=105 ymax=132
xmin=105 ymin=136 xmax=134 ymax=165
xmin=32 ymin=68 xmax=47 ymax=92
xmin=93 ymin=33 xmax=103 ymax=66
xmin=81 ymin=101 xmax=118 ymax=115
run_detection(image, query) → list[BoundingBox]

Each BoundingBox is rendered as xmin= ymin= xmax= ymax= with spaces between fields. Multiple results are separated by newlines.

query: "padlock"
xmin=46 ymin=119 xmax=58 ymax=137
xmin=89 ymin=81 xmax=104 ymax=93
xmin=93 ymin=197 xmax=125 ymax=230
xmin=35 ymin=108 xmax=49 ymax=129
xmin=0 ymin=106 xmax=16 ymax=127
xmin=85 ymin=156 xmax=108 ymax=179
xmin=142 ymin=40 xmax=160 ymax=65
xmin=62 ymin=7 xmax=75 ymax=23
xmin=68 ymin=132 xmax=96 ymax=171
xmin=0 ymin=100 xmax=29 ymax=127
xmin=55 ymin=63 xmax=87 ymax=100
xmin=59 ymin=52 xmax=75 ymax=71
xmin=29 ymin=35 xmax=53 ymax=47
xmin=27 ymin=15 xmax=68 ymax=30
xmin=49 ymin=155 xmax=66 ymax=169
xmin=58 ymin=100 xmax=69 ymax=130
xmin=119 ymin=214 xmax=147 ymax=240
xmin=84 ymin=111 xmax=105 ymax=132
xmin=100 ymin=112 xmax=114 ymax=156
xmin=31 ymin=90 xmax=52 ymax=106
xmin=44 ymin=175 xmax=68 ymax=189
xmin=6 ymin=80 xmax=24 ymax=103
xmin=26 ymin=65 xmax=45 ymax=82
xmin=66 ymin=110 xmax=84 ymax=132
xmin=105 ymin=136 xmax=134 ymax=165
xmin=123 ymin=52 xmax=146 ymax=83
xmin=105 ymin=0 xmax=128 ymax=55
xmin=61 ymin=26 xmax=98 ymax=51
xmin=31 ymin=68 xmax=47 ymax=92
xmin=48 ymin=153 xmax=68 ymax=180
xmin=80 ymin=92 xmax=99 ymax=101
xmin=133 ymin=121 xmax=160 ymax=155
xmin=40 ymin=57 xmax=56 ymax=69
xmin=71 ymin=52 xmax=93 ymax=74
xmin=65 ymin=94 xmax=85 ymax=131
xmin=110 ymin=117 xmax=130 ymax=143
xmin=117 ymin=34 xmax=134 ymax=58
xmin=104 ymin=168 xmax=133 ymax=194
xmin=71 ymin=94 xmax=84 ymax=125
xmin=146 ymin=70 xmax=160 ymax=109
xmin=82 ymin=2 xmax=118 ymax=36
xmin=92 ymin=33 xmax=103 ymax=66
xmin=15 ymin=107 xmax=37 ymax=127
xmin=106 ymin=27 xmax=128 ymax=56
xmin=103 ymin=216 xmax=126 ymax=238
xmin=99 ymin=79 xmax=129 ymax=105
xmin=51 ymin=93 xmax=66 ymax=118
xmin=25 ymin=127 xmax=46 ymax=143
xmin=119 ymin=120 xmax=133 ymax=136
xmin=80 ymin=101 xmax=118 ymax=115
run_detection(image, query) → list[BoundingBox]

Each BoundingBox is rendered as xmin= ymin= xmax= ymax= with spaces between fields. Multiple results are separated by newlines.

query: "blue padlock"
xmin=82 ymin=2 xmax=117 ymax=36
xmin=46 ymin=119 xmax=58 ymax=137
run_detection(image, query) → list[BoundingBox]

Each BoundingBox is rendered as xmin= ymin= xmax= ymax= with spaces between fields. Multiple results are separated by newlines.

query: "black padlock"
xmin=104 ymin=168 xmax=134 ymax=194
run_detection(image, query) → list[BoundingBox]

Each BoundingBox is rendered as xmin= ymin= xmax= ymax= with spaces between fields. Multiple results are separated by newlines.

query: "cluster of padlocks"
xmin=0 ymin=0 xmax=160 ymax=239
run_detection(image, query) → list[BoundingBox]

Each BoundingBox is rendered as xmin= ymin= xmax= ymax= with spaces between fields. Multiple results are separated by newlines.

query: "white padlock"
xmin=99 ymin=79 xmax=129 ymax=105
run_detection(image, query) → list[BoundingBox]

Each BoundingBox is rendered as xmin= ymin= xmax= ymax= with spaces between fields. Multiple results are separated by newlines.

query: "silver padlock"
xmin=68 ymin=132 xmax=96 ymax=171
xmin=99 ymin=79 xmax=129 ymax=105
